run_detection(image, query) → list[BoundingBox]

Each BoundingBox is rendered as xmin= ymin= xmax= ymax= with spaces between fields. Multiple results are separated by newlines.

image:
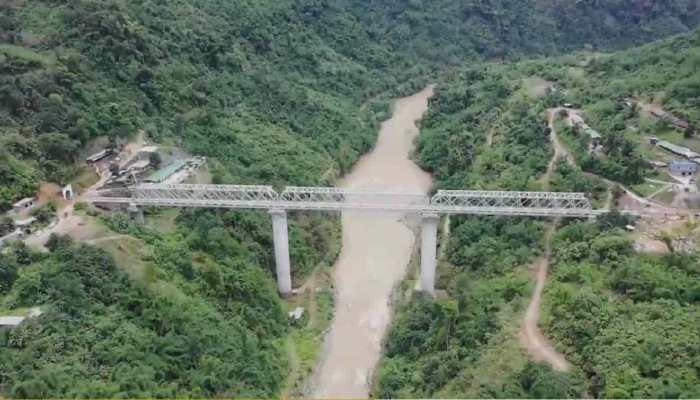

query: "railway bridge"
xmin=87 ymin=184 xmax=604 ymax=295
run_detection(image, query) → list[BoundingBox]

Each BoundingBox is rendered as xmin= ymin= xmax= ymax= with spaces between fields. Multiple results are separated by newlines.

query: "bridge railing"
xmin=85 ymin=184 xmax=599 ymax=216
xmin=430 ymin=190 xmax=593 ymax=217
xmin=279 ymin=187 xmax=429 ymax=211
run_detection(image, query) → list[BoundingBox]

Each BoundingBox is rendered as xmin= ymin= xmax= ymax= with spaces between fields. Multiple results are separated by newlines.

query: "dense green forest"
xmin=2 ymin=0 xmax=700 ymax=397
xmin=2 ymin=0 xmax=699 ymax=207
xmin=375 ymin=28 xmax=700 ymax=398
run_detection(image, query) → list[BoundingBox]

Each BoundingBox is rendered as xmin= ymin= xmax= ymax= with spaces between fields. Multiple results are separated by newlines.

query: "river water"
xmin=310 ymin=86 xmax=434 ymax=398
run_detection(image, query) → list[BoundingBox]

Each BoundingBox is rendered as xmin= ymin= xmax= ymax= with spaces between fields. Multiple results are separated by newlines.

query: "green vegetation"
xmin=2 ymin=1 xmax=698 ymax=207
xmin=2 ymin=0 xmax=700 ymax=397
xmin=0 ymin=216 xmax=14 ymax=237
xmin=376 ymin=66 xmax=558 ymax=397
xmin=543 ymin=220 xmax=700 ymax=398
xmin=1 ymin=221 xmax=291 ymax=397
xmin=376 ymin=27 xmax=700 ymax=399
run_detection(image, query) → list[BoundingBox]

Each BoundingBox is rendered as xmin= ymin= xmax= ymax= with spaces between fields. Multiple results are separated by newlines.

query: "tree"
xmin=30 ymin=202 xmax=56 ymax=224
xmin=148 ymin=152 xmax=162 ymax=168
xmin=0 ymin=215 xmax=14 ymax=236
xmin=109 ymin=163 xmax=120 ymax=176
xmin=0 ymin=254 xmax=19 ymax=294
xmin=46 ymin=233 xmax=73 ymax=252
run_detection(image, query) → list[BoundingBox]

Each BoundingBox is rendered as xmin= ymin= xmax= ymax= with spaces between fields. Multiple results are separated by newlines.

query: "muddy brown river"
xmin=309 ymin=86 xmax=434 ymax=398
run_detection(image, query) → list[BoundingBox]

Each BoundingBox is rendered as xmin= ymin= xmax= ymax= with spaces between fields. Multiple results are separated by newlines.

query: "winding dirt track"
xmin=519 ymin=225 xmax=570 ymax=372
xmin=517 ymin=109 xmax=572 ymax=372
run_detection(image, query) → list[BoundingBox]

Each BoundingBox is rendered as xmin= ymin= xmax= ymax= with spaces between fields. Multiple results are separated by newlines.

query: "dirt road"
xmin=518 ymin=109 xmax=575 ymax=371
xmin=519 ymin=225 xmax=570 ymax=372
xmin=308 ymin=86 xmax=434 ymax=398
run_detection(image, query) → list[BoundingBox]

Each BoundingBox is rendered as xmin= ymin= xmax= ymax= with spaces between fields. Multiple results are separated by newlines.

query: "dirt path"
xmin=308 ymin=86 xmax=434 ymax=399
xmin=542 ymin=108 xmax=575 ymax=187
xmin=85 ymin=235 xmax=130 ymax=245
xmin=24 ymin=166 xmax=112 ymax=250
xmin=546 ymin=108 xmax=691 ymax=215
xmin=517 ymin=109 xmax=575 ymax=371
xmin=519 ymin=224 xmax=570 ymax=372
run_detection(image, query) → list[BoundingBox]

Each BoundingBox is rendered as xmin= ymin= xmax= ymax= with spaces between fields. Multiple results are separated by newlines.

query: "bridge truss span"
xmin=430 ymin=190 xmax=595 ymax=217
xmin=87 ymin=184 xmax=600 ymax=216
xmin=280 ymin=186 xmax=430 ymax=211
xmin=85 ymin=183 xmax=604 ymax=295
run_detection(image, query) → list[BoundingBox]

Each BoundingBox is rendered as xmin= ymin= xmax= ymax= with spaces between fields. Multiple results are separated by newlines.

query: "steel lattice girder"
xmin=280 ymin=187 xmax=429 ymax=209
xmin=85 ymin=184 xmax=599 ymax=217
xmin=131 ymin=184 xmax=279 ymax=202
xmin=431 ymin=190 xmax=592 ymax=211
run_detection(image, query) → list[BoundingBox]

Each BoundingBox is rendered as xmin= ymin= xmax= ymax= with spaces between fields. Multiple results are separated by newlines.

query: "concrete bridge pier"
xmin=269 ymin=209 xmax=293 ymax=296
xmin=127 ymin=203 xmax=145 ymax=225
xmin=420 ymin=213 xmax=440 ymax=294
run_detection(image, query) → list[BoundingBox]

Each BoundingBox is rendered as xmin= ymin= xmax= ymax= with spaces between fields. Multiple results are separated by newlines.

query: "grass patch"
xmin=0 ymin=44 xmax=55 ymax=66
xmin=282 ymin=268 xmax=335 ymax=397
xmin=98 ymin=236 xmax=152 ymax=281
xmin=520 ymin=77 xmax=554 ymax=99
xmin=71 ymin=167 xmax=100 ymax=193
xmin=145 ymin=208 xmax=180 ymax=234
xmin=631 ymin=181 xmax=668 ymax=197
xmin=652 ymin=188 xmax=677 ymax=204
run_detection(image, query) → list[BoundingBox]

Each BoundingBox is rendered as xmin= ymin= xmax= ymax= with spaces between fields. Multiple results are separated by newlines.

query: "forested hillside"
xmin=2 ymin=0 xmax=699 ymax=208
xmin=2 ymin=0 xmax=700 ymax=397
xmin=376 ymin=28 xmax=700 ymax=398
xmin=346 ymin=0 xmax=700 ymax=61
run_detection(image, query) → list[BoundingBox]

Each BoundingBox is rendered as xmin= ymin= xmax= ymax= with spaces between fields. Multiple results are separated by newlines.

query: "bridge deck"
xmin=87 ymin=184 xmax=602 ymax=217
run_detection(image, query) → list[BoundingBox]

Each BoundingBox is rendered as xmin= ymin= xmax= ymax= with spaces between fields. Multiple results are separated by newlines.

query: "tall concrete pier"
xmin=127 ymin=203 xmax=144 ymax=225
xmin=269 ymin=209 xmax=292 ymax=295
xmin=420 ymin=213 xmax=440 ymax=294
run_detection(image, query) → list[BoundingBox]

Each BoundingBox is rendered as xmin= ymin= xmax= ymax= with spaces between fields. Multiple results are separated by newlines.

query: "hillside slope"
xmin=376 ymin=27 xmax=700 ymax=398
xmin=1 ymin=1 xmax=699 ymax=398
xmin=2 ymin=0 xmax=700 ymax=207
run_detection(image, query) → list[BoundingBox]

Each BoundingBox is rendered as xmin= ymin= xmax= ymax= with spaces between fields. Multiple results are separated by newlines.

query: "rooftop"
xmin=15 ymin=217 xmax=37 ymax=226
xmin=13 ymin=197 xmax=35 ymax=207
xmin=144 ymin=159 xmax=188 ymax=183
xmin=657 ymin=140 xmax=700 ymax=158
xmin=669 ymin=160 xmax=696 ymax=166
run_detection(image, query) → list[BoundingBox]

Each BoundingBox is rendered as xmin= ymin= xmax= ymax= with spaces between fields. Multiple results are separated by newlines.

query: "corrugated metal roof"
xmin=669 ymin=160 xmax=696 ymax=167
xmin=144 ymin=160 xmax=188 ymax=183
xmin=657 ymin=141 xmax=700 ymax=158
xmin=13 ymin=197 xmax=35 ymax=207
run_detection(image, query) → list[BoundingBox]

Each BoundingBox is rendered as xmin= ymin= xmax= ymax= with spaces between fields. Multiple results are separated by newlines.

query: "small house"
xmin=15 ymin=217 xmax=37 ymax=232
xmin=12 ymin=197 xmax=36 ymax=213
xmin=650 ymin=110 xmax=690 ymax=130
xmin=62 ymin=184 xmax=74 ymax=201
xmin=669 ymin=160 xmax=698 ymax=177
xmin=86 ymin=149 xmax=112 ymax=164
xmin=143 ymin=159 xmax=188 ymax=184
xmin=648 ymin=160 xmax=668 ymax=169
xmin=656 ymin=140 xmax=700 ymax=159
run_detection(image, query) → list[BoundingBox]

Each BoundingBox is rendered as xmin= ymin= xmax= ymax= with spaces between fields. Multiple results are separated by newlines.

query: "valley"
xmin=310 ymin=86 xmax=433 ymax=398
xmin=1 ymin=1 xmax=700 ymax=399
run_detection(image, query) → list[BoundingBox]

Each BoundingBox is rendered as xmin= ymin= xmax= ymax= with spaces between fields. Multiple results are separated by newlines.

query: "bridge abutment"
xmin=420 ymin=212 xmax=440 ymax=294
xmin=269 ymin=209 xmax=293 ymax=296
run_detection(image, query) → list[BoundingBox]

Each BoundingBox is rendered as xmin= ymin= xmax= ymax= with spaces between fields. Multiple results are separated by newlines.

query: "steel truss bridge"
xmin=86 ymin=184 xmax=604 ymax=295
xmin=87 ymin=184 xmax=602 ymax=218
